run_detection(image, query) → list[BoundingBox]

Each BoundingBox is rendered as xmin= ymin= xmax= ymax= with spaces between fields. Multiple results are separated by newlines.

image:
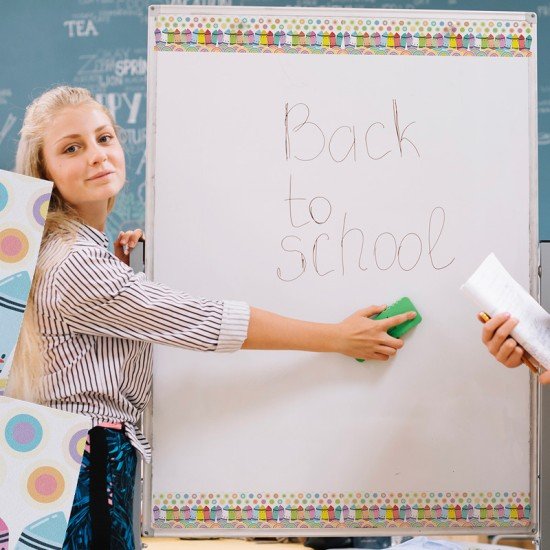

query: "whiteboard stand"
xmin=143 ymin=5 xmax=539 ymax=539
xmin=536 ymin=241 xmax=550 ymax=550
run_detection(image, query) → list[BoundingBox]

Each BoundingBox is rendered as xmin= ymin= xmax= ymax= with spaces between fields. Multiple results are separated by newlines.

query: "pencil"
xmin=478 ymin=311 xmax=539 ymax=374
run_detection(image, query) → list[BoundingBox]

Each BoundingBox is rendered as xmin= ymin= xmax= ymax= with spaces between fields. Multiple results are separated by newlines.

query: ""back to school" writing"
xmin=276 ymin=100 xmax=455 ymax=281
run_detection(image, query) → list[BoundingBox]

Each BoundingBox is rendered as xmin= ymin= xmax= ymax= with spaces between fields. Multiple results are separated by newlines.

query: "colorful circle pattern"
xmin=5 ymin=413 xmax=43 ymax=452
xmin=68 ymin=429 xmax=88 ymax=465
xmin=27 ymin=465 xmax=65 ymax=503
xmin=32 ymin=193 xmax=50 ymax=226
xmin=0 ymin=228 xmax=30 ymax=263
xmin=156 ymin=14 xmax=531 ymax=37
xmin=0 ymin=182 xmax=8 ymax=213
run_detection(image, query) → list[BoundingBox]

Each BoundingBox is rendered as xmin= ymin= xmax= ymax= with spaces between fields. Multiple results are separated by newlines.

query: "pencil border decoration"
xmin=153 ymin=15 xmax=533 ymax=57
xmin=151 ymin=491 xmax=530 ymax=529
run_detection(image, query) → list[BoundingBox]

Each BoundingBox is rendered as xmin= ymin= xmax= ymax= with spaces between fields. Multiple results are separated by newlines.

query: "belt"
xmin=89 ymin=422 xmax=124 ymax=549
xmin=97 ymin=421 xmax=123 ymax=430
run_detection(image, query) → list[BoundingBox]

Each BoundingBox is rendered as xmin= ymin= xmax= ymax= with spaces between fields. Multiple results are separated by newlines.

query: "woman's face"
xmin=42 ymin=103 xmax=126 ymax=216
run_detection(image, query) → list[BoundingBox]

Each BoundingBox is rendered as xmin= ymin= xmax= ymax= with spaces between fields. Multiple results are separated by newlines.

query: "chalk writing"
xmin=64 ymin=19 xmax=99 ymax=37
xmin=0 ymin=114 xmax=16 ymax=146
xmin=75 ymin=50 xmax=146 ymax=91
xmin=95 ymin=92 xmax=142 ymax=124
xmin=0 ymin=90 xmax=12 ymax=106
xmin=115 ymin=58 xmax=147 ymax=77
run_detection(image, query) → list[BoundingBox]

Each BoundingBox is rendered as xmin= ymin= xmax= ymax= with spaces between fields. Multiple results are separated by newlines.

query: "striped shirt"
xmin=35 ymin=220 xmax=250 ymax=462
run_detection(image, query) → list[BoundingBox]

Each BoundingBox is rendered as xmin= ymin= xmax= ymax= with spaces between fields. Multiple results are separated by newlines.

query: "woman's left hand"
xmin=478 ymin=312 xmax=524 ymax=368
xmin=114 ymin=229 xmax=144 ymax=265
xmin=478 ymin=312 xmax=548 ymax=382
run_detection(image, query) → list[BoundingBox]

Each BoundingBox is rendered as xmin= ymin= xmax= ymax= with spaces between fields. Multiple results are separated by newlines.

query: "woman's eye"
xmin=64 ymin=145 xmax=78 ymax=154
xmin=99 ymin=134 xmax=113 ymax=143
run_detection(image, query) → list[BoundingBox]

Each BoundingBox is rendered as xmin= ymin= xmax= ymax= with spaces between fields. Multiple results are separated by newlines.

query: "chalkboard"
xmin=0 ymin=0 xmax=149 ymax=244
xmin=143 ymin=5 xmax=538 ymax=537
xmin=2 ymin=0 xmax=550 ymax=242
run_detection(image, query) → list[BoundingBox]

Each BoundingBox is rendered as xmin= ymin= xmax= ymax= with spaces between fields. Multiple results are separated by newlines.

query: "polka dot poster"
xmin=0 ymin=161 xmax=82 ymax=548
xmin=0 ymin=396 xmax=91 ymax=545
xmin=27 ymin=465 xmax=66 ymax=504
xmin=63 ymin=427 xmax=89 ymax=468
xmin=30 ymin=192 xmax=50 ymax=228
xmin=0 ymin=182 xmax=9 ymax=215
xmin=0 ymin=169 xmax=52 ymax=393
xmin=0 ymin=228 xmax=29 ymax=263
xmin=4 ymin=413 xmax=44 ymax=454
xmin=0 ymin=454 xmax=5 ymax=487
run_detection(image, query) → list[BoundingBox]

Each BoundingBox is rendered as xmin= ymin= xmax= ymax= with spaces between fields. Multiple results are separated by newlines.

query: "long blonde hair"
xmin=6 ymin=86 xmax=118 ymax=402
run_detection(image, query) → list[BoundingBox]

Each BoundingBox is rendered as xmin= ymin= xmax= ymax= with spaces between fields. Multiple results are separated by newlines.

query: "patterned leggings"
xmin=63 ymin=428 xmax=137 ymax=550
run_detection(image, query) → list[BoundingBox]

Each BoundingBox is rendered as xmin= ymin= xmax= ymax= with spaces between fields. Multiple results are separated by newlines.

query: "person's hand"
xmin=114 ymin=229 xmax=143 ymax=265
xmin=478 ymin=312 xmax=524 ymax=368
xmin=478 ymin=312 xmax=548 ymax=382
xmin=336 ymin=305 xmax=416 ymax=361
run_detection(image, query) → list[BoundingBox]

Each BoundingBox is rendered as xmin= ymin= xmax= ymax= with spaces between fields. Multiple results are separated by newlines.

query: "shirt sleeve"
xmin=52 ymin=245 xmax=250 ymax=352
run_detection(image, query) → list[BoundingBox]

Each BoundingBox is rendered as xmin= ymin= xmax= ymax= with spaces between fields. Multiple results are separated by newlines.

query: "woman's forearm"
xmin=241 ymin=305 xmax=416 ymax=360
xmin=242 ymin=306 xmax=339 ymax=352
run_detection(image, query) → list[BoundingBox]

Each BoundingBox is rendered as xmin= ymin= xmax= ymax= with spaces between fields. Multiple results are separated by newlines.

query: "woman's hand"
xmin=478 ymin=312 xmax=524 ymax=368
xmin=335 ymin=305 xmax=415 ymax=361
xmin=114 ymin=229 xmax=143 ymax=265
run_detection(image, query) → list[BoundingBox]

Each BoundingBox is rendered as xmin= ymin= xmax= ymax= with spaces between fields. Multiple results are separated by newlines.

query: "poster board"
xmin=144 ymin=6 xmax=538 ymax=536
xmin=0 ymin=170 xmax=92 ymax=546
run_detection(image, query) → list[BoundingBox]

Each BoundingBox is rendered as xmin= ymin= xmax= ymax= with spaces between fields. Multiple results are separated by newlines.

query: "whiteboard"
xmin=144 ymin=6 xmax=538 ymax=536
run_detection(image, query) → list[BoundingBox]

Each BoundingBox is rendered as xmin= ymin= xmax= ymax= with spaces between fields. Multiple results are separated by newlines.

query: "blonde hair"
xmin=6 ymin=86 xmax=119 ymax=401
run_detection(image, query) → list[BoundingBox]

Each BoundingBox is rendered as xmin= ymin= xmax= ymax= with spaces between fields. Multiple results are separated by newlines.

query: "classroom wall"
xmin=1 ymin=0 xmax=549 ymax=242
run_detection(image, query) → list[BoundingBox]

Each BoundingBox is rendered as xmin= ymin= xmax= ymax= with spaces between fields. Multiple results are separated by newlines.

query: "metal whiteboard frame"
xmin=142 ymin=5 xmax=539 ymax=539
xmin=539 ymin=243 xmax=550 ymax=550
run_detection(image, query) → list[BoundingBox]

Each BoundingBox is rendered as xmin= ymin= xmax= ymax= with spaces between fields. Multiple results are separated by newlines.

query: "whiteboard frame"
xmin=142 ymin=5 xmax=539 ymax=538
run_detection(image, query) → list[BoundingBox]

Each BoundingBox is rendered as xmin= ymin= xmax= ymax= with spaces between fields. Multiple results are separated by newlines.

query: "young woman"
xmin=6 ymin=86 xmax=414 ymax=549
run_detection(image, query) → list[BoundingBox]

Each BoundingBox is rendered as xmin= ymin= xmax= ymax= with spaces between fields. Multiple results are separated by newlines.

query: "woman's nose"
xmin=88 ymin=143 xmax=108 ymax=165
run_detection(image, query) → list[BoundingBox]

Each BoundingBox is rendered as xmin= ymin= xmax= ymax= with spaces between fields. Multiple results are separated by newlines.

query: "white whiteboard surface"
xmin=144 ymin=7 xmax=538 ymax=536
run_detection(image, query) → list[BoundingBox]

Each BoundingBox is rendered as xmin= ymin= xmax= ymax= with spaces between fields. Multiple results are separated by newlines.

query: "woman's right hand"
xmin=114 ymin=229 xmax=144 ymax=265
xmin=336 ymin=305 xmax=416 ymax=361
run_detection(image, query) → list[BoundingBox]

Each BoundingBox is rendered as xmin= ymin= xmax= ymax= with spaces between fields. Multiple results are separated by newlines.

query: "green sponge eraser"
xmin=373 ymin=296 xmax=422 ymax=338
xmin=355 ymin=297 xmax=422 ymax=362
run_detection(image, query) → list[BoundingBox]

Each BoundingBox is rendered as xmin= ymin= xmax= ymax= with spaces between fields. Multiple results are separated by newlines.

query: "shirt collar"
xmin=66 ymin=219 xmax=110 ymax=249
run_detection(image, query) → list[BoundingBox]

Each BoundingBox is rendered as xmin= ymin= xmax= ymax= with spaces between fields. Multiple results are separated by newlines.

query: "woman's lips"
xmin=87 ymin=170 xmax=114 ymax=181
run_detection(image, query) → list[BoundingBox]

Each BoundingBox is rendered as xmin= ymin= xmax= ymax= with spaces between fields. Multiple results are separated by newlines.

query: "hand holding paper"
xmin=477 ymin=311 xmax=540 ymax=373
xmin=461 ymin=253 xmax=550 ymax=373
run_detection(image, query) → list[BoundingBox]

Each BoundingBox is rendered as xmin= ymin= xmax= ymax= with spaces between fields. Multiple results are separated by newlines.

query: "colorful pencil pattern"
xmin=152 ymin=491 xmax=530 ymax=529
xmin=153 ymin=14 xmax=534 ymax=57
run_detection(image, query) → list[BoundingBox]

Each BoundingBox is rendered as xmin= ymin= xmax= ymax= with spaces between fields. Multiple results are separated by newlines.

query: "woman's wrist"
xmin=322 ymin=322 xmax=343 ymax=354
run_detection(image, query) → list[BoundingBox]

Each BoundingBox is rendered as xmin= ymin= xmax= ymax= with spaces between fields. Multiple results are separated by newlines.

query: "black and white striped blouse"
xmin=35 ymin=220 xmax=250 ymax=462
